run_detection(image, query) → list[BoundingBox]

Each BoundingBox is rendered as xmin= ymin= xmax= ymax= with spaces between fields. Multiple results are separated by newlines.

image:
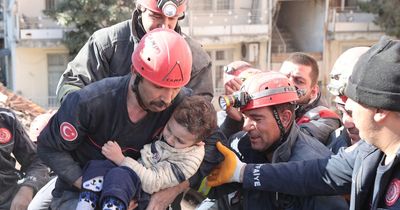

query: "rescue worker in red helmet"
xmin=207 ymin=36 xmax=400 ymax=210
xmin=206 ymin=71 xmax=348 ymax=210
xmin=39 ymin=1 xmax=226 ymax=208
xmin=197 ymin=61 xmax=260 ymax=201
xmin=56 ymin=0 xmax=212 ymax=103
xmin=37 ymin=29 xmax=195 ymax=210
xmin=326 ymin=47 xmax=370 ymax=153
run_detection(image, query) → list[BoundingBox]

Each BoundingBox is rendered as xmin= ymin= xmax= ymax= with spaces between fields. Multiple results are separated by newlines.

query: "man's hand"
xmin=224 ymin=77 xmax=243 ymax=95
xmin=102 ymin=141 xmax=125 ymax=165
xmin=10 ymin=186 xmax=34 ymax=210
xmin=146 ymin=180 xmax=189 ymax=210
xmin=224 ymin=77 xmax=244 ymax=121
xmin=207 ymin=142 xmax=246 ymax=187
xmin=127 ymin=200 xmax=138 ymax=210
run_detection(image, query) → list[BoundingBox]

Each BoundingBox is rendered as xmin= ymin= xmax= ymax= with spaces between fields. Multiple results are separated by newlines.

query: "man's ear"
xmin=310 ymin=84 xmax=319 ymax=100
xmin=280 ymin=109 xmax=293 ymax=129
xmin=373 ymin=109 xmax=390 ymax=123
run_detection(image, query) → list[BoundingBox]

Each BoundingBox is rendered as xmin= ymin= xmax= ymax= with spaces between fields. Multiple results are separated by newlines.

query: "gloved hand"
xmin=207 ymin=142 xmax=246 ymax=187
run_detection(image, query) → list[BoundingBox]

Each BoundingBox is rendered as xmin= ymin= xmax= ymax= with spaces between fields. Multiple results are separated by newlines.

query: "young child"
xmin=76 ymin=95 xmax=217 ymax=210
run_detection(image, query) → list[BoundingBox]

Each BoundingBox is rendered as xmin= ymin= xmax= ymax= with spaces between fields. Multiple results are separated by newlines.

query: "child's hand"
xmin=102 ymin=141 xmax=125 ymax=166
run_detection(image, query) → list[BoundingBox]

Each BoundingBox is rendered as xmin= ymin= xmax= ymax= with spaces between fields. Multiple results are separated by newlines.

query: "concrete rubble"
xmin=0 ymin=84 xmax=47 ymax=131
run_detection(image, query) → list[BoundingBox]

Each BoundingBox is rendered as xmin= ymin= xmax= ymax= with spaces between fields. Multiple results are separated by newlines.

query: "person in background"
xmin=56 ymin=0 xmax=213 ymax=103
xmin=279 ymin=53 xmax=341 ymax=144
xmin=326 ymin=47 xmax=370 ymax=153
xmin=0 ymin=108 xmax=49 ymax=210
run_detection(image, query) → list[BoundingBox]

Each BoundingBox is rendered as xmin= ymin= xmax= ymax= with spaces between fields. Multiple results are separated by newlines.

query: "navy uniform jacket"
xmin=0 ymin=108 xmax=49 ymax=207
xmin=38 ymin=74 xmax=188 ymax=193
xmin=211 ymin=124 xmax=348 ymax=210
xmin=326 ymin=126 xmax=352 ymax=154
xmin=242 ymin=140 xmax=400 ymax=210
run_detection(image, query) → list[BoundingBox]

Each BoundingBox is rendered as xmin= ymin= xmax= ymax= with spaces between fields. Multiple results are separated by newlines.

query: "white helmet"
xmin=328 ymin=47 xmax=370 ymax=104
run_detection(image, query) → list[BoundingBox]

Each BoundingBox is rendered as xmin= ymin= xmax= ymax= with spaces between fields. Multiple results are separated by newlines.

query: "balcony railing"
xmin=327 ymin=7 xmax=381 ymax=33
xmin=180 ymin=8 xmax=269 ymax=37
xmin=182 ymin=8 xmax=268 ymax=27
xmin=19 ymin=15 xmax=64 ymax=29
xmin=19 ymin=15 xmax=69 ymax=40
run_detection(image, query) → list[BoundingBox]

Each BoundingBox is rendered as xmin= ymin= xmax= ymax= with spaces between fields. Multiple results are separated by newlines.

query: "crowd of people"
xmin=1 ymin=0 xmax=399 ymax=210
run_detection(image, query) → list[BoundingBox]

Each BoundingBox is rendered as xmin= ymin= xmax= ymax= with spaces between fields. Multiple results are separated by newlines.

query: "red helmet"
xmin=132 ymin=28 xmax=192 ymax=88
xmin=240 ymin=71 xmax=299 ymax=112
xmin=137 ymin=0 xmax=187 ymax=17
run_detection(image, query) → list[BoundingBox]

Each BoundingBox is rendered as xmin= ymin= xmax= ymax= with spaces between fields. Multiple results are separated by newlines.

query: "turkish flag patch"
xmin=385 ymin=178 xmax=400 ymax=206
xmin=60 ymin=122 xmax=78 ymax=141
xmin=0 ymin=128 xmax=12 ymax=144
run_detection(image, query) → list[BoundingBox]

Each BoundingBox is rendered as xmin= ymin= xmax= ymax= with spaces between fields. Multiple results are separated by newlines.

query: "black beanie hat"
xmin=345 ymin=37 xmax=400 ymax=112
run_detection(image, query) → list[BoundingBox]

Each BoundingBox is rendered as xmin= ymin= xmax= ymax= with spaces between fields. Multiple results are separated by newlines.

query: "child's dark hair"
xmin=172 ymin=95 xmax=217 ymax=141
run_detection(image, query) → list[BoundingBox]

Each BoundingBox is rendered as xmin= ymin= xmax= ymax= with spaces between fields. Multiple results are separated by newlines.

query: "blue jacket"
xmin=326 ymin=126 xmax=352 ymax=154
xmin=242 ymin=140 xmax=400 ymax=210
xmin=0 ymin=108 xmax=49 ymax=207
xmin=212 ymin=123 xmax=348 ymax=210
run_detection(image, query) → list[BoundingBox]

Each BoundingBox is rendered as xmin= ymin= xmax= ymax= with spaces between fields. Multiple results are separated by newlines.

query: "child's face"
xmin=162 ymin=117 xmax=199 ymax=149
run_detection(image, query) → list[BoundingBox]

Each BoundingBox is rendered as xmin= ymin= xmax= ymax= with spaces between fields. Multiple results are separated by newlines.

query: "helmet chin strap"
xmin=264 ymin=107 xmax=287 ymax=154
xmin=135 ymin=8 xmax=148 ymax=39
xmin=131 ymin=75 xmax=149 ymax=112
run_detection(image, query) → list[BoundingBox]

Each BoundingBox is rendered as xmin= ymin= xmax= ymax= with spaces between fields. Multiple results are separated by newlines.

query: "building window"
xmin=216 ymin=50 xmax=225 ymax=60
xmin=190 ymin=0 xmax=231 ymax=11
xmin=216 ymin=0 xmax=230 ymax=10
xmin=47 ymin=54 xmax=67 ymax=107
xmin=206 ymin=49 xmax=233 ymax=96
xmin=45 ymin=0 xmax=56 ymax=10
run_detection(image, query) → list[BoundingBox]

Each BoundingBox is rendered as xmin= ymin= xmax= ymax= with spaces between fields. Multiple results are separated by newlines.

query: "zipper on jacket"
xmin=354 ymin=164 xmax=363 ymax=210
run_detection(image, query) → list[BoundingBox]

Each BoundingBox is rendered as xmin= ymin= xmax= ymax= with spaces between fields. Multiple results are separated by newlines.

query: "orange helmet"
xmin=137 ymin=0 xmax=187 ymax=17
xmin=240 ymin=71 xmax=299 ymax=112
xmin=132 ymin=28 xmax=192 ymax=88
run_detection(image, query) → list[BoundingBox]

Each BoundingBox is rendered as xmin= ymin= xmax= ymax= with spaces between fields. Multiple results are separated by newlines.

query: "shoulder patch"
xmin=60 ymin=122 xmax=78 ymax=141
xmin=385 ymin=178 xmax=400 ymax=206
xmin=0 ymin=128 xmax=12 ymax=144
